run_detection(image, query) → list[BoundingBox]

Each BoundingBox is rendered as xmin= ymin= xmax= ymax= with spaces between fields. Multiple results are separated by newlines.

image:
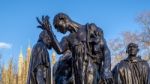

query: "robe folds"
xmin=27 ymin=41 xmax=51 ymax=84
xmin=113 ymin=57 xmax=150 ymax=84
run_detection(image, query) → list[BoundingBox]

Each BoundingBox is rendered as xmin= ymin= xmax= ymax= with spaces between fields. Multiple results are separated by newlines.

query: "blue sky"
xmin=0 ymin=0 xmax=150 ymax=65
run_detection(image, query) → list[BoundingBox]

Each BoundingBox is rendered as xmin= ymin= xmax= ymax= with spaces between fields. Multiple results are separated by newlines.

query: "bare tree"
xmin=110 ymin=11 xmax=150 ymax=67
xmin=136 ymin=11 xmax=150 ymax=61
xmin=109 ymin=31 xmax=140 ymax=68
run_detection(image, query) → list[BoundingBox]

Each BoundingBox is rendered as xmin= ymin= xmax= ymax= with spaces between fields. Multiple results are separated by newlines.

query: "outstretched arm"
xmin=36 ymin=16 xmax=68 ymax=54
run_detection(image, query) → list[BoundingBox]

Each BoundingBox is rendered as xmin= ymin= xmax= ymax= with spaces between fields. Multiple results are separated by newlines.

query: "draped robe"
xmin=113 ymin=57 xmax=150 ymax=84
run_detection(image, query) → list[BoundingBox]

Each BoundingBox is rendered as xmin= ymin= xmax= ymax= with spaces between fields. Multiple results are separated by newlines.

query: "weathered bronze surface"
xmin=112 ymin=43 xmax=150 ymax=84
xmin=27 ymin=16 xmax=52 ymax=84
xmin=26 ymin=13 xmax=150 ymax=84
xmin=51 ymin=13 xmax=113 ymax=84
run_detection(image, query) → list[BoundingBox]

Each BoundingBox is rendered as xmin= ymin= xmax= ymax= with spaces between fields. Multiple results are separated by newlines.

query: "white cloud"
xmin=0 ymin=42 xmax=12 ymax=49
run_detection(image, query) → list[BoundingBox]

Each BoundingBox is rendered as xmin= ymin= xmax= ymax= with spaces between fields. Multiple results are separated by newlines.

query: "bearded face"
xmin=53 ymin=13 xmax=71 ymax=34
xmin=126 ymin=43 xmax=139 ymax=57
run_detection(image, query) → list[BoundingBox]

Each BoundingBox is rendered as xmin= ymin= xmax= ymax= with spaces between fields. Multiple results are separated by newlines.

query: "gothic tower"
xmin=18 ymin=49 xmax=24 ymax=84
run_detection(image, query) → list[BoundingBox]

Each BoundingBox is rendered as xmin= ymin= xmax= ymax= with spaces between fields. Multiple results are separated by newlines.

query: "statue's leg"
xmin=36 ymin=66 xmax=46 ymax=84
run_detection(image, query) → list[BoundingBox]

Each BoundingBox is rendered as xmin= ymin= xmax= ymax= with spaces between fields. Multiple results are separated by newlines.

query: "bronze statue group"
xmin=27 ymin=13 xmax=150 ymax=84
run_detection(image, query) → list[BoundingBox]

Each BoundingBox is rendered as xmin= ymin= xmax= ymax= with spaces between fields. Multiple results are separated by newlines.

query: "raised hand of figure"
xmin=36 ymin=15 xmax=56 ymax=40
xmin=36 ymin=15 xmax=62 ymax=53
xmin=36 ymin=15 xmax=52 ymax=32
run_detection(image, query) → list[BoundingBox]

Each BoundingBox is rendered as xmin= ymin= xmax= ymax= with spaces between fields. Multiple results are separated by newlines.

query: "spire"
xmin=27 ymin=40 xmax=31 ymax=50
xmin=51 ymin=50 xmax=56 ymax=84
xmin=18 ymin=48 xmax=24 ymax=76
xmin=51 ymin=51 xmax=56 ymax=65
xmin=27 ymin=42 xmax=31 ymax=64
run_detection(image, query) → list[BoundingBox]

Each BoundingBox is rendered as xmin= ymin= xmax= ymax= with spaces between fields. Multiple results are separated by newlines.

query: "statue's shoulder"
xmin=112 ymin=62 xmax=124 ymax=72
xmin=141 ymin=60 xmax=150 ymax=67
xmin=32 ymin=42 xmax=45 ymax=51
xmin=86 ymin=23 xmax=103 ymax=36
xmin=87 ymin=23 xmax=102 ymax=30
xmin=115 ymin=60 xmax=129 ymax=69
xmin=63 ymin=34 xmax=73 ymax=42
xmin=67 ymin=32 xmax=77 ymax=40
xmin=136 ymin=57 xmax=150 ymax=69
